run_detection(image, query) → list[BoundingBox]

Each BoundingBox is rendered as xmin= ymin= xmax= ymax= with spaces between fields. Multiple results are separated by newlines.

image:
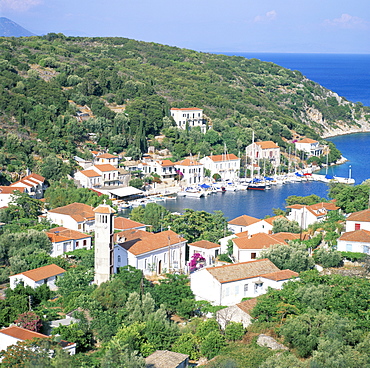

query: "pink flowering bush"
xmin=15 ymin=311 xmax=42 ymax=332
xmin=189 ymin=253 xmax=206 ymax=273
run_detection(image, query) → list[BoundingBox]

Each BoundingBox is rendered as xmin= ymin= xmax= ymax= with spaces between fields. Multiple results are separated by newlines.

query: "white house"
xmin=337 ymin=229 xmax=370 ymax=254
xmin=232 ymin=232 xmax=300 ymax=262
xmin=188 ymin=240 xmax=221 ymax=266
xmin=114 ymin=229 xmax=187 ymax=275
xmin=0 ymin=186 xmax=26 ymax=208
xmin=229 ymin=215 xmax=285 ymax=236
xmin=74 ymin=164 xmax=126 ymax=188
xmin=286 ymin=202 xmax=339 ymax=229
xmin=246 ymin=141 xmax=281 ymax=168
xmin=114 ymin=217 xmax=147 ymax=232
xmin=200 ymin=153 xmax=240 ymax=182
xmin=345 ymin=208 xmax=370 ymax=232
xmin=170 ymin=107 xmax=207 ymax=133
xmin=294 ymin=138 xmax=323 ymax=157
xmin=9 ymin=264 xmax=66 ymax=290
xmin=46 ymin=203 xmax=95 ymax=232
xmin=174 ymin=158 xmax=204 ymax=186
xmin=139 ymin=159 xmax=176 ymax=181
xmin=46 ymin=227 xmax=92 ymax=257
xmin=190 ymin=258 xmax=298 ymax=306
xmin=216 ymin=298 xmax=257 ymax=329
xmin=0 ymin=326 xmax=76 ymax=356
xmin=9 ymin=173 xmax=46 ymax=199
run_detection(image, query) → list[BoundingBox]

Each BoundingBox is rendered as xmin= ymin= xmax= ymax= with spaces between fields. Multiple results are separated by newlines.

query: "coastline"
xmin=321 ymin=126 xmax=370 ymax=139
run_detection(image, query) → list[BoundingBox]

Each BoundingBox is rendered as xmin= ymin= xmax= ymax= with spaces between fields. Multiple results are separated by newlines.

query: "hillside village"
xmin=1 ymin=35 xmax=370 ymax=367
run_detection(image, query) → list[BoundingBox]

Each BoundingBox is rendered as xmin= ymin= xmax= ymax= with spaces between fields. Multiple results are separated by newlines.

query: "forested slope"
xmin=0 ymin=34 xmax=369 ymax=180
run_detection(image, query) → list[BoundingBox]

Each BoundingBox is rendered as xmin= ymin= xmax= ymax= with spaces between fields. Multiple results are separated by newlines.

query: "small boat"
xmin=247 ymin=179 xmax=266 ymax=191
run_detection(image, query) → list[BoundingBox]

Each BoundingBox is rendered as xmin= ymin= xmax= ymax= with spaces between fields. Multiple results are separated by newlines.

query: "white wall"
xmin=346 ymin=220 xmax=370 ymax=232
xmin=51 ymin=237 xmax=92 ymax=257
xmin=337 ymin=239 xmax=370 ymax=254
xmin=191 ymin=268 xmax=222 ymax=305
xmin=10 ymin=273 xmax=63 ymax=290
xmin=188 ymin=245 xmax=220 ymax=266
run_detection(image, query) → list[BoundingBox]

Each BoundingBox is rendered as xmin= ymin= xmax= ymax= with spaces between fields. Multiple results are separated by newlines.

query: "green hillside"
xmin=0 ymin=34 xmax=369 ymax=179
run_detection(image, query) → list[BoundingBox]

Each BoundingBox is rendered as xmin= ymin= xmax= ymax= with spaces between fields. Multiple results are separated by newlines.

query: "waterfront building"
xmin=200 ymin=153 xmax=240 ymax=182
xmin=170 ymin=107 xmax=207 ymax=133
xmin=174 ymin=158 xmax=204 ymax=186
xmin=245 ymin=141 xmax=280 ymax=168
xmin=295 ymin=138 xmax=323 ymax=157
xmin=139 ymin=159 xmax=176 ymax=181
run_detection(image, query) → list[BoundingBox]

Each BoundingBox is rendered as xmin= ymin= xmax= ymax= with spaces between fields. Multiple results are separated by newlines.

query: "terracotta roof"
xmin=256 ymin=141 xmax=279 ymax=149
xmin=339 ymin=229 xmax=370 ymax=242
xmin=346 ymin=209 xmax=370 ymax=223
xmin=229 ymin=214 xmax=260 ymax=227
xmin=0 ymin=186 xmax=25 ymax=194
xmin=97 ymin=153 xmax=118 ymax=159
xmin=236 ymin=298 xmax=258 ymax=314
xmin=272 ymin=232 xmax=301 ymax=242
xmin=48 ymin=203 xmax=95 ymax=222
xmin=11 ymin=264 xmax=66 ymax=282
xmin=170 ymin=107 xmax=202 ymax=111
xmin=156 ymin=160 xmax=175 ymax=167
xmin=207 ymin=154 xmax=239 ymax=162
xmin=94 ymin=204 xmax=116 ymax=214
xmin=0 ymin=326 xmax=48 ymax=341
xmin=93 ymin=164 xmax=117 ymax=172
xmin=174 ymin=158 xmax=202 ymax=167
xmin=189 ymin=240 xmax=220 ymax=249
xmin=80 ymin=169 xmax=100 ymax=178
xmin=119 ymin=230 xmax=185 ymax=256
xmin=206 ymin=258 xmax=280 ymax=284
xmin=114 ymin=217 xmax=146 ymax=230
xmin=236 ymin=231 xmax=249 ymax=238
xmin=145 ymin=350 xmax=189 ymax=368
xmin=309 ymin=202 xmax=339 ymax=211
xmin=46 ymin=227 xmax=91 ymax=242
xmin=261 ymin=269 xmax=299 ymax=281
xmin=263 ymin=215 xmax=284 ymax=225
xmin=297 ymin=138 xmax=318 ymax=144
xmin=233 ymin=232 xmax=287 ymax=250
xmin=114 ymin=229 xmax=152 ymax=243
xmin=10 ymin=173 xmax=45 ymax=187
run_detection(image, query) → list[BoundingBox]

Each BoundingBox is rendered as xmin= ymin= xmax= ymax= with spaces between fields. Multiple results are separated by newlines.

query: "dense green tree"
xmin=129 ymin=203 xmax=170 ymax=232
xmin=272 ymin=217 xmax=301 ymax=234
xmin=200 ymin=330 xmax=226 ymax=360
xmin=224 ymin=322 xmax=245 ymax=341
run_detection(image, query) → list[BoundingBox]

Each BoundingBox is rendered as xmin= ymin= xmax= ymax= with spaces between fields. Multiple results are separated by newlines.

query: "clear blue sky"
xmin=1 ymin=0 xmax=369 ymax=53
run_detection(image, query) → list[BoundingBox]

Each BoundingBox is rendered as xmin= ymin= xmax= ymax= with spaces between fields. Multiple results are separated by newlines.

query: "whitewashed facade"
xmin=200 ymin=154 xmax=240 ymax=181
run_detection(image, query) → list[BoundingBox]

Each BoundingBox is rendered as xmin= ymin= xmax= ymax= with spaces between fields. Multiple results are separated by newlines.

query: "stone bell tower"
xmin=93 ymin=202 xmax=115 ymax=285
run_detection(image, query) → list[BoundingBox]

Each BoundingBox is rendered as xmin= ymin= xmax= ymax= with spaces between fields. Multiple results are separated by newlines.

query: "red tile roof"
xmin=261 ymin=269 xmax=299 ymax=281
xmin=46 ymin=227 xmax=91 ymax=242
xmin=114 ymin=217 xmax=146 ymax=230
xmin=189 ymin=240 xmax=220 ymax=249
xmin=93 ymin=204 xmax=116 ymax=214
xmin=94 ymin=164 xmax=117 ymax=172
xmin=236 ymin=298 xmax=258 ymax=314
xmin=0 ymin=326 xmax=48 ymax=341
xmin=233 ymin=232 xmax=287 ymax=250
xmin=114 ymin=229 xmax=152 ymax=243
xmin=48 ymin=203 xmax=95 ymax=222
xmin=256 ymin=141 xmax=279 ymax=149
xmin=346 ymin=209 xmax=370 ymax=222
xmin=339 ymin=229 xmax=370 ymax=242
xmin=97 ymin=153 xmax=118 ymax=159
xmin=207 ymin=154 xmax=239 ymax=162
xmin=228 ymin=215 xmax=260 ymax=227
xmin=174 ymin=158 xmax=201 ymax=166
xmin=11 ymin=264 xmax=66 ymax=282
xmin=80 ymin=169 xmax=100 ymax=178
xmin=118 ymin=230 xmax=185 ymax=256
xmin=263 ymin=215 xmax=284 ymax=225
xmin=206 ymin=258 xmax=280 ymax=284
xmin=170 ymin=107 xmax=202 ymax=111
xmin=297 ymin=138 xmax=318 ymax=144
xmin=0 ymin=186 xmax=25 ymax=194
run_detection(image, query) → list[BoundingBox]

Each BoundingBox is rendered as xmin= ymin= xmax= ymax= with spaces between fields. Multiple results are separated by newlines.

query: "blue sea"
xmin=222 ymin=52 xmax=370 ymax=107
xmin=140 ymin=53 xmax=370 ymax=219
